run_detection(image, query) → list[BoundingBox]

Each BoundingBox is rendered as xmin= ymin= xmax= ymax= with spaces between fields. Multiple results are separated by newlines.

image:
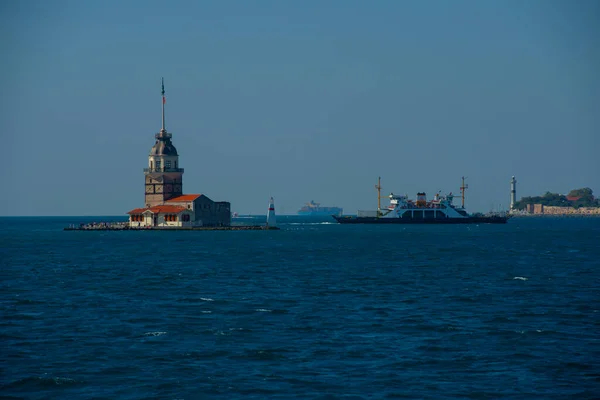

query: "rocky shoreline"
xmin=64 ymin=223 xmax=279 ymax=231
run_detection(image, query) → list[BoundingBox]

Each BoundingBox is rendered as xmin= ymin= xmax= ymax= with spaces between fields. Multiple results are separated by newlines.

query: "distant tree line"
xmin=514 ymin=187 xmax=599 ymax=210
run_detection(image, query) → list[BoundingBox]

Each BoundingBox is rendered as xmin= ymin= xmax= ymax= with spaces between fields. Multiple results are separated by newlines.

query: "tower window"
xmin=166 ymin=160 xmax=172 ymax=169
xmin=156 ymin=160 xmax=162 ymax=169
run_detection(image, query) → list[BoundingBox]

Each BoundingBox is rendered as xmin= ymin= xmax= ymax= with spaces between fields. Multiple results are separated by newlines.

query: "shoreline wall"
xmin=523 ymin=204 xmax=600 ymax=216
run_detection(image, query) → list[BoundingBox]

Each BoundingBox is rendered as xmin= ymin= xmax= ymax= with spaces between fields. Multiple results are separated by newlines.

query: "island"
xmin=512 ymin=188 xmax=600 ymax=216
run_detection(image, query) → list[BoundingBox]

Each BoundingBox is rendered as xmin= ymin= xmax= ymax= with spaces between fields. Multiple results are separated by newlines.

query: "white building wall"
xmin=166 ymin=201 xmax=195 ymax=213
xmin=129 ymin=214 xmax=153 ymax=227
xmin=129 ymin=211 xmax=198 ymax=228
xmin=154 ymin=214 xmax=181 ymax=227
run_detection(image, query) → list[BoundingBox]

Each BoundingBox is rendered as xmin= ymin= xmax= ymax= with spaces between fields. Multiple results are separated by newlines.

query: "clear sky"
xmin=2 ymin=0 xmax=598 ymax=216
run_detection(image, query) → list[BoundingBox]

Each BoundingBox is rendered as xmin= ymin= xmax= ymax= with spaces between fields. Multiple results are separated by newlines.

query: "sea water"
xmin=1 ymin=216 xmax=599 ymax=399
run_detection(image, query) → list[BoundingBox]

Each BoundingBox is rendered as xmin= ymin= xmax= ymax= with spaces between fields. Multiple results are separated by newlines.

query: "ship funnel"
xmin=266 ymin=197 xmax=277 ymax=228
xmin=416 ymin=192 xmax=427 ymax=207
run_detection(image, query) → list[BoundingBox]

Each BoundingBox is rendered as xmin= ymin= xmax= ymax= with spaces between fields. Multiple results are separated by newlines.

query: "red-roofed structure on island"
xmin=128 ymin=205 xmax=186 ymax=214
xmin=166 ymin=194 xmax=202 ymax=202
xmin=127 ymin=79 xmax=231 ymax=228
xmin=566 ymin=196 xmax=582 ymax=202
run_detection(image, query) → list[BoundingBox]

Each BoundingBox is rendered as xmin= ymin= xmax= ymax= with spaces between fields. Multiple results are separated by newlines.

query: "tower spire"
xmin=161 ymin=77 xmax=166 ymax=131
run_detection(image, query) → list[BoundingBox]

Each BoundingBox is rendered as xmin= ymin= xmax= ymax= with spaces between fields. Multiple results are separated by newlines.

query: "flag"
xmin=162 ymin=96 xmax=166 ymax=104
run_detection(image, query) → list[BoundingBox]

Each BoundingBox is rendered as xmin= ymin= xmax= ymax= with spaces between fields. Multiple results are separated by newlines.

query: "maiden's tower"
xmin=127 ymin=79 xmax=231 ymax=227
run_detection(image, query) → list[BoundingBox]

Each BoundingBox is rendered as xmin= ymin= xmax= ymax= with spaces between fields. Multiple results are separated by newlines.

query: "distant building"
xmin=127 ymin=79 xmax=231 ymax=227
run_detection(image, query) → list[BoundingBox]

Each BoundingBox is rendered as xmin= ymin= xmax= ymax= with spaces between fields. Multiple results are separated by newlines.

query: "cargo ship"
xmin=298 ymin=200 xmax=343 ymax=217
xmin=333 ymin=177 xmax=509 ymax=224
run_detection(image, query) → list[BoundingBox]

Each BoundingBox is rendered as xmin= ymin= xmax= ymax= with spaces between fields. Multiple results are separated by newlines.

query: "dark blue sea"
xmin=1 ymin=216 xmax=599 ymax=399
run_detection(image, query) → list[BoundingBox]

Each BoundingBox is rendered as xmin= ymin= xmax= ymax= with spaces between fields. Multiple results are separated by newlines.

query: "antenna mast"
xmin=375 ymin=176 xmax=382 ymax=217
xmin=460 ymin=176 xmax=469 ymax=208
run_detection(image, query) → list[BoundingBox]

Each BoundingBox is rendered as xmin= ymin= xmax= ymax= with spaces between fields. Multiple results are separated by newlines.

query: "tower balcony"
xmin=155 ymin=132 xmax=172 ymax=139
xmin=144 ymin=167 xmax=184 ymax=173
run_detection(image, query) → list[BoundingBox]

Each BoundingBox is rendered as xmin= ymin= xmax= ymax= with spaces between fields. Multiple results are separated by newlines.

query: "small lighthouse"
xmin=266 ymin=197 xmax=277 ymax=228
xmin=510 ymin=176 xmax=517 ymax=211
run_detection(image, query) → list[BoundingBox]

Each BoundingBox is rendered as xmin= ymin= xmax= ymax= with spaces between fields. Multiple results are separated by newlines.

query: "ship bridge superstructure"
xmin=377 ymin=191 xmax=468 ymax=220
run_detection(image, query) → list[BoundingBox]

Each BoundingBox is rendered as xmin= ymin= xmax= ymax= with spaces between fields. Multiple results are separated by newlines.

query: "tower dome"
xmin=150 ymin=131 xmax=178 ymax=156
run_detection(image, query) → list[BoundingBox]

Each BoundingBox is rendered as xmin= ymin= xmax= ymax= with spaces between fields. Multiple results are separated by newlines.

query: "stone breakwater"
xmin=65 ymin=223 xmax=279 ymax=231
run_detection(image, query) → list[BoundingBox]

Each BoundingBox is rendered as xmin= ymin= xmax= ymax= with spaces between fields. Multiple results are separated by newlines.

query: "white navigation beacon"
xmin=266 ymin=197 xmax=277 ymax=228
xmin=510 ymin=176 xmax=517 ymax=210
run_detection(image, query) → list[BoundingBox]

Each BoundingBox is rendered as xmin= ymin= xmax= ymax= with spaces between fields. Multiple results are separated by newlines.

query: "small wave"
xmin=143 ymin=331 xmax=167 ymax=337
xmin=513 ymin=277 xmax=528 ymax=281
xmin=200 ymin=297 xmax=214 ymax=302
xmin=288 ymin=222 xmax=335 ymax=225
xmin=255 ymin=308 xmax=272 ymax=312
xmin=516 ymin=329 xmax=545 ymax=334
xmin=232 ymin=348 xmax=290 ymax=361
xmin=4 ymin=376 xmax=83 ymax=389
xmin=208 ymin=329 xmax=230 ymax=336
xmin=201 ymin=310 xmax=212 ymax=314
xmin=45 ymin=376 xmax=80 ymax=385
xmin=7 ymin=313 xmax=39 ymax=320
xmin=13 ymin=298 xmax=46 ymax=306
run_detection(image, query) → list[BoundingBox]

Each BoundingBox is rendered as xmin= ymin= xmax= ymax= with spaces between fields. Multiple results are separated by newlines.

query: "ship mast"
xmin=375 ymin=176 xmax=382 ymax=217
xmin=460 ymin=176 xmax=468 ymax=208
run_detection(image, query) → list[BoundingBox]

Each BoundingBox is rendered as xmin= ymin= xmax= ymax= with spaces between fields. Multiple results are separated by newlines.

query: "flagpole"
xmin=161 ymin=77 xmax=166 ymax=131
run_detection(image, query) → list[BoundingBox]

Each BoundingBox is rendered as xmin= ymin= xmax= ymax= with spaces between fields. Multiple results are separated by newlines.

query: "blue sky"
xmin=2 ymin=0 xmax=598 ymax=215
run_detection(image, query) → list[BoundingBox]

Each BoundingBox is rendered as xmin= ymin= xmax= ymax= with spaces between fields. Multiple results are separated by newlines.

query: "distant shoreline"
xmin=511 ymin=214 xmax=600 ymax=218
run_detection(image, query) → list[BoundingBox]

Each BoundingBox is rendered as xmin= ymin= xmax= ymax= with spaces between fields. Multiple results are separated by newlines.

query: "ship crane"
xmin=460 ymin=176 xmax=469 ymax=209
xmin=375 ymin=176 xmax=382 ymax=217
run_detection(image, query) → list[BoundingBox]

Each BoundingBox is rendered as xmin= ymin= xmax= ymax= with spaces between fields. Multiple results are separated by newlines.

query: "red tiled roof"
xmin=566 ymin=196 xmax=582 ymax=202
xmin=166 ymin=194 xmax=202 ymax=202
xmin=149 ymin=205 xmax=187 ymax=213
xmin=127 ymin=205 xmax=186 ymax=214
xmin=127 ymin=208 xmax=148 ymax=214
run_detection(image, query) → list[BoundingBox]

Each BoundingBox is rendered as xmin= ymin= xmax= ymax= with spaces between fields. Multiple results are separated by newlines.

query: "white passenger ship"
xmin=333 ymin=177 xmax=509 ymax=224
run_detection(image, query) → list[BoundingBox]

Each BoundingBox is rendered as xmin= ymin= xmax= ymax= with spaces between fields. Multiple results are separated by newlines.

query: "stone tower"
xmin=144 ymin=78 xmax=184 ymax=207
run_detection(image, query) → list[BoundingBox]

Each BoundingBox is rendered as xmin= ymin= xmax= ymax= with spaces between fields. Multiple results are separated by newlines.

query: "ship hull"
xmin=333 ymin=215 xmax=509 ymax=224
